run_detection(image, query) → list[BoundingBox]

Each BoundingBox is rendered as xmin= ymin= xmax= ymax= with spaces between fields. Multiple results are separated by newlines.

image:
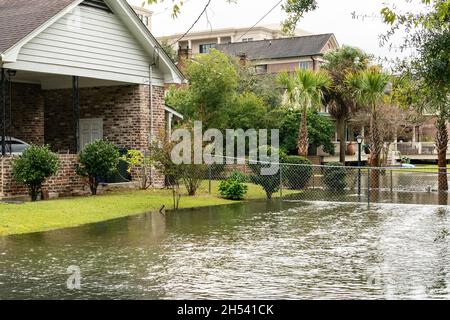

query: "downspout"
xmin=1 ymin=67 xmax=6 ymax=156
xmin=149 ymin=64 xmax=155 ymax=186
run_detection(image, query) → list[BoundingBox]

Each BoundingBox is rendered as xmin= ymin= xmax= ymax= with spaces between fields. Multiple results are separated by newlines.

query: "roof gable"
xmin=0 ymin=0 xmax=183 ymax=84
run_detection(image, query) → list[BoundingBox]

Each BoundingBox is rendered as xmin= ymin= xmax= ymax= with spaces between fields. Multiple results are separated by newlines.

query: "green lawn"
xmin=0 ymin=181 xmax=294 ymax=237
xmin=393 ymin=164 xmax=450 ymax=173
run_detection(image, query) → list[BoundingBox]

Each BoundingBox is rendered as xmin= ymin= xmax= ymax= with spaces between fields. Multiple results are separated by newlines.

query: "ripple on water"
xmin=0 ymin=200 xmax=450 ymax=299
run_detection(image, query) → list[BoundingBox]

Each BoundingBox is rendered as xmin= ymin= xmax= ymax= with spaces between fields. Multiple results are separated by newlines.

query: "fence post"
xmin=208 ymin=165 xmax=212 ymax=195
xmin=390 ymin=169 xmax=393 ymax=194
xmin=367 ymin=168 xmax=371 ymax=206
xmin=279 ymin=163 xmax=283 ymax=199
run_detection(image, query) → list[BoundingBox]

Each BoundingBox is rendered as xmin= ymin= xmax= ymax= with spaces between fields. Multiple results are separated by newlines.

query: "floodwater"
xmin=1 ymin=200 xmax=450 ymax=300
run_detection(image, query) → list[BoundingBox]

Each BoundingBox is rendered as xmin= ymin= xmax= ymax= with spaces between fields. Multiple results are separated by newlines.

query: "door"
xmin=79 ymin=118 xmax=103 ymax=150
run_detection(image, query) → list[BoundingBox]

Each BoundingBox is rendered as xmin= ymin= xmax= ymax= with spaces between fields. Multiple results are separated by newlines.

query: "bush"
xmin=323 ymin=162 xmax=347 ymax=192
xmin=282 ymin=156 xmax=313 ymax=189
xmin=180 ymin=164 xmax=208 ymax=196
xmin=249 ymin=146 xmax=284 ymax=199
xmin=219 ymin=171 xmax=248 ymax=200
xmin=12 ymin=145 xmax=60 ymax=201
xmin=77 ymin=140 xmax=120 ymax=195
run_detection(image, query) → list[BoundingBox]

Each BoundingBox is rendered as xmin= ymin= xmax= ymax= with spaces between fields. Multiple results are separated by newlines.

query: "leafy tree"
xmin=381 ymin=1 xmax=450 ymax=194
xmin=226 ymin=92 xmax=269 ymax=130
xmin=270 ymin=108 xmax=335 ymax=156
xmin=166 ymin=49 xmax=238 ymax=130
xmin=77 ymin=140 xmax=120 ymax=196
xmin=236 ymin=65 xmax=282 ymax=109
xmin=12 ymin=145 xmax=60 ymax=201
xmin=321 ymin=46 xmax=370 ymax=164
xmin=278 ymin=69 xmax=331 ymax=156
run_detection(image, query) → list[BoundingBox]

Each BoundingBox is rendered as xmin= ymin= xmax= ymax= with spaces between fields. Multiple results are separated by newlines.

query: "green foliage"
xmin=121 ymin=150 xmax=154 ymax=190
xmin=249 ymin=146 xmax=284 ymax=199
xmin=77 ymin=140 xmax=120 ymax=196
xmin=12 ymin=145 xmax=60 ymax=201
xmin=181 ymin=164 xmax=208 ymax=196
xmin=323 ymin=162 xmax=347 ymax=192
xmin=219 ymin=171 xmax=248 ymax=200
xmin=227 ymin=92 xmax=269 ymax=130
xmin=270 ymin=108 xmax=335 ymax=155
xmin=236 ymin=66 xmax=282 ymax=109
xmin=282 ymin=156 xmax=313 ymax=189
xmin=166 ymin=49 xmax=238 ymax=130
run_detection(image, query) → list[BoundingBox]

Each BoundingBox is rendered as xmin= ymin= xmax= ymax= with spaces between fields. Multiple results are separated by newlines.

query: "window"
xmin=242 ymin=38 xmax=254 ymax=42
xmin=255 ymin=65 xmax=268 ymax=75
xmin=199 ymin=43 xmax=216 ymax=54
xmin=144 ymin=16 xmax=149 ymax=26
xmin=299 ymin=61 xmax=312 ymax=70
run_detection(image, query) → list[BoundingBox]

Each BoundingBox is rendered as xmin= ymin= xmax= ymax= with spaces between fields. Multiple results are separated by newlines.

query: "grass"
xmin=0 ymin=181 xmax=296 ymax=237
xmin=392 ymin=164 xmax=450 ymax=173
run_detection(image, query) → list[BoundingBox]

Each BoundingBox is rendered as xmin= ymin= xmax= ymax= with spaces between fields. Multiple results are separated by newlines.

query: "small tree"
xmin=77 ymin=140 xmax=120 ymax=195
xmin=12 ymin=145 xmax=60 ymax=201
xmin=121 ymin=150 xmax=153 ymax=190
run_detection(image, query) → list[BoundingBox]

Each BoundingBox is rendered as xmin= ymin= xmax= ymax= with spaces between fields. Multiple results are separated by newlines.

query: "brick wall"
xmin=1 ymin=83 xmax=168 ymax=198
xmin=0 ymin=155 xmax=87 ymax=199
xmin=44 ymin=84 xmax=165 ymax=153
xmin=10 ymin=83 xmax=45 ymax=145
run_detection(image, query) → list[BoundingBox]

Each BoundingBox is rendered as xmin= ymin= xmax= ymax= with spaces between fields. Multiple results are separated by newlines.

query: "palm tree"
xmin=346 ymin=68 xmax=390 ymax=189
xmin=322 ymin=46 xmax=370 ymax=164
xmin=278 ymin=69 xmax=331 ymax=157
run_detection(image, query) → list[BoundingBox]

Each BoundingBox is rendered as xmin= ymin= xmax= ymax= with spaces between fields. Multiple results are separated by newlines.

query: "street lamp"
xmin=356 ymin=135 xmax=364 ymax=198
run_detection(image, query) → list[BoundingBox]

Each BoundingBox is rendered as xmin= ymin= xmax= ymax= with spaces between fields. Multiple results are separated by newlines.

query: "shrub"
xmin=249 ymin=146 xmax=284 ymax=199
xmin=12 ymin=145 xmax=60 ymax=201
xmin=219 ymin=171 xmax=248 ymax=200
xmin=180 ymin=164 xmax=208 ymax=196
xmin=282 ymin=156 xmax=313 ymax=189
xmin=323 ymin=162 xmax=347 ymax=192
xmin=77 ymin=140 xmax=120 ymax=195
xmin=121 ymin=150 xmax=153 ymax=190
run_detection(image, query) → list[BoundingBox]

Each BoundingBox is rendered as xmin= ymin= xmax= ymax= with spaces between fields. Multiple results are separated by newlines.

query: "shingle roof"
xmin=0 ymin=0 xmax=77 ymax=54
xmin=216 ymin=34 xmax=335 ymax=60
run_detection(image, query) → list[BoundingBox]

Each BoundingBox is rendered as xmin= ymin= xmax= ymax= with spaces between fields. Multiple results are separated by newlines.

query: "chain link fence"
xmin=191 ymin=158 xmax=450 ymax=206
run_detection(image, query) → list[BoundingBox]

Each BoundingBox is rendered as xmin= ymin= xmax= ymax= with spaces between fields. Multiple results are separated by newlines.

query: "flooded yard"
xmin=1 ymin=200 xmax=449 ymax=300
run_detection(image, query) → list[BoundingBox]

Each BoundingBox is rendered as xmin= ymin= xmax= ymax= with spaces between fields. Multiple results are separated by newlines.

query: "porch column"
xmin=1 ymin=68 xmax=5 ymax=156
xmin=72 ymin=76 xmax=80 ymax=153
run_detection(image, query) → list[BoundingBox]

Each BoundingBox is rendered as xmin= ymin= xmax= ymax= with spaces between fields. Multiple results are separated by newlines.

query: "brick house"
xmin=0 ymin=0 xmax=184 ymax=199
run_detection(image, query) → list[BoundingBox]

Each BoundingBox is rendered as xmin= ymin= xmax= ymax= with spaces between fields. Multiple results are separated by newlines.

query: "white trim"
xmin=164 ymin=106 xmax=184 ymax=120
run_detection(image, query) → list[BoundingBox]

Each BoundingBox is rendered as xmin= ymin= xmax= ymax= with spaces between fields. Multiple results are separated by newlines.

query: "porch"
xmin=0 ymin=71 xmax=169 ymax=199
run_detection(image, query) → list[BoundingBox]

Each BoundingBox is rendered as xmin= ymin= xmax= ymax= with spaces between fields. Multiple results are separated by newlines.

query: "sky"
xmin=127 ymin=0 xmax=419 ymax=64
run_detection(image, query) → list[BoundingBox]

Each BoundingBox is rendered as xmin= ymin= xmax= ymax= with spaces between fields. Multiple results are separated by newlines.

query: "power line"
xmin=235 ymin=0 xmax=283 ymax=42
xmin=169 ymin=0 xmax=213 ymax=47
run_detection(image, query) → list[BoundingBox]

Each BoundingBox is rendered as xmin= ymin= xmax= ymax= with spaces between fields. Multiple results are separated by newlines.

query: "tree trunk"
xmin=336 ymin=117 xmax=346 ymax=164
xmin=369 ymin=107 xmax=381 ymax=190
xmin=298 ymin=106 xmax=309 ymax=157
xmin=436 ymin=116 xmax=448 ymax=195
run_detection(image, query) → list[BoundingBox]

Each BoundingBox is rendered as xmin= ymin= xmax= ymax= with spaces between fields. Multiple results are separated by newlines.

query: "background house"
xmin=158 ymin=25 xmax=311 ymax=55
xmin=216 ymin=33 xmax=339 ymax=74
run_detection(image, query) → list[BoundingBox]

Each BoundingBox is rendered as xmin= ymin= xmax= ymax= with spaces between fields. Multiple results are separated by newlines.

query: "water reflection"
xmin=0 ymin=200 xmax=450 ymax=300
